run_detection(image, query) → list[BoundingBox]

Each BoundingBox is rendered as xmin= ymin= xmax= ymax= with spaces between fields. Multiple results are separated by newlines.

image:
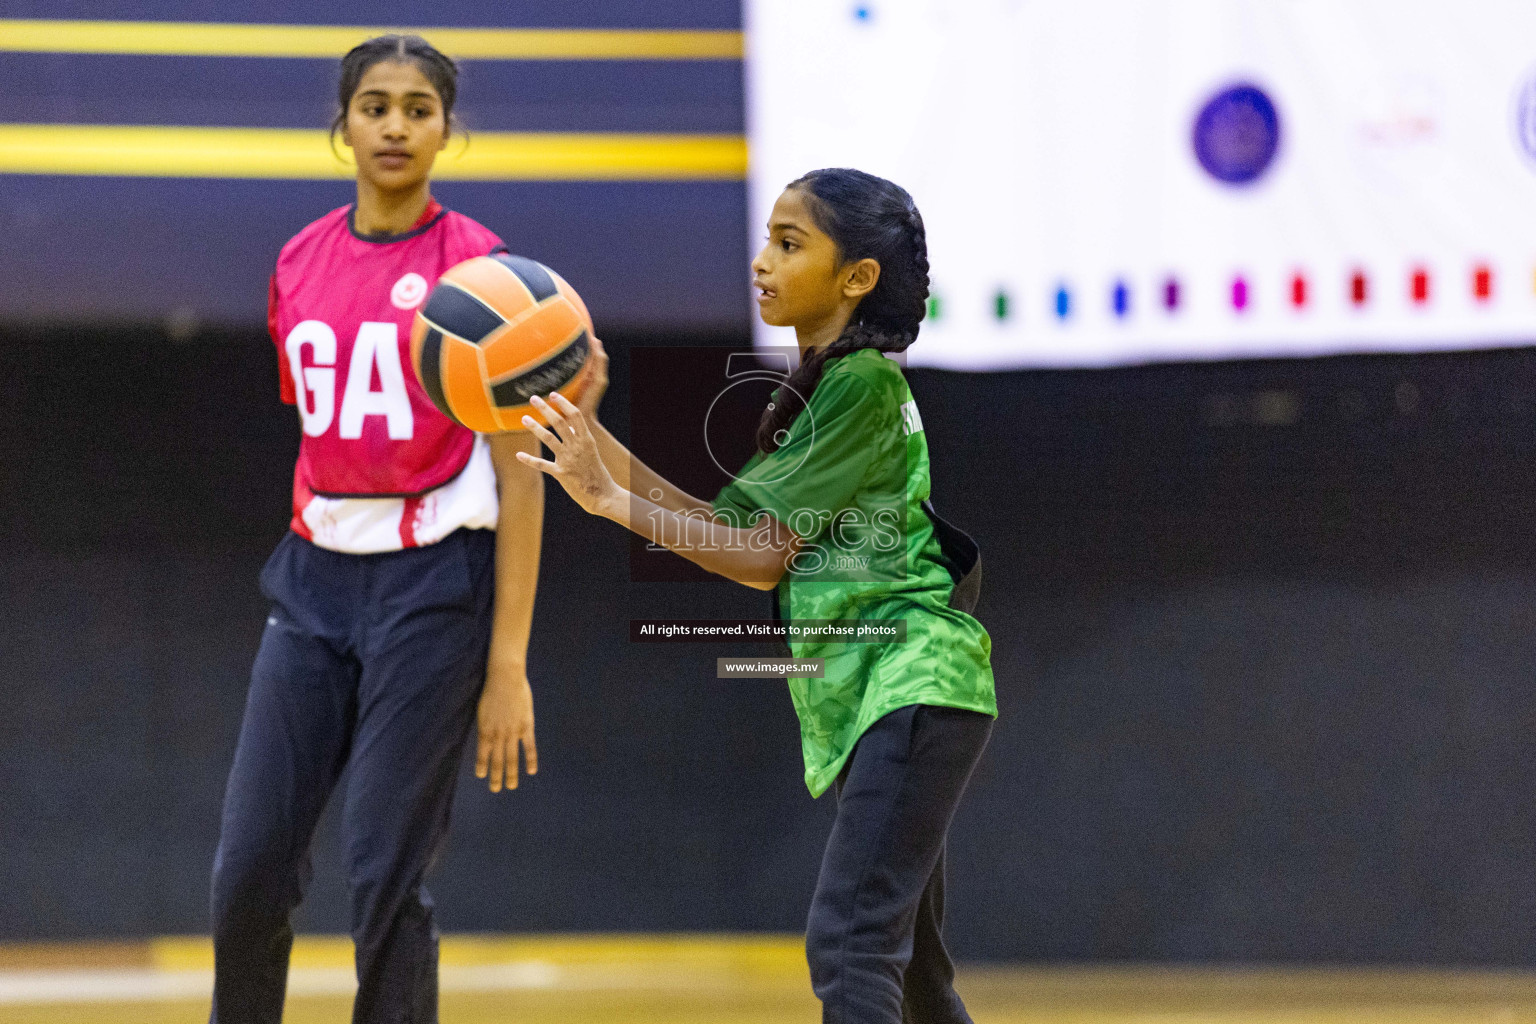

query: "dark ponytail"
xmin=756 ymin=168 xmax=930 ymax=454
xmin=329 ymin=34 xmax=460 ymax=145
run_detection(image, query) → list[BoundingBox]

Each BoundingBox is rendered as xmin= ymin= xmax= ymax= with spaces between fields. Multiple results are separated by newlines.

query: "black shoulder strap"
xmin=922 ymin=499 xmax=983 ymax=616
xmin=766 ymin=501 xmax=983 ymax=641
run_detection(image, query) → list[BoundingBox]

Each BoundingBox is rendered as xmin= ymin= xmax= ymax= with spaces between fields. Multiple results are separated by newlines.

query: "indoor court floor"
xmin=3 ymin=934 xmax=1536 ymax=1024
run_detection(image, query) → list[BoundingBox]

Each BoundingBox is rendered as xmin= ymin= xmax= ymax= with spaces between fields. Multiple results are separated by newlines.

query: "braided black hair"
xmin=329 ymin=34 xmax=460 ymax=145
xmin=755 ymin=168 xmax=930 ymax=454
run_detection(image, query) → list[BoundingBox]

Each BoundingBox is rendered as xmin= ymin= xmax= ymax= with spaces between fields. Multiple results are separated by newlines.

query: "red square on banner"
xmin=1350 ymin=270 xmax=1369 ymax=307
xmin=1473 ymin=264 xmax=1493 ymax=302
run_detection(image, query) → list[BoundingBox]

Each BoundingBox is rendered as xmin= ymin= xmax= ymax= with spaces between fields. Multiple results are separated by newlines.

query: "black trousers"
xmin=209 ymin=528 xmax=494 ymax=1024
xmin=806 ymin=703 xmax=994 ymax=1024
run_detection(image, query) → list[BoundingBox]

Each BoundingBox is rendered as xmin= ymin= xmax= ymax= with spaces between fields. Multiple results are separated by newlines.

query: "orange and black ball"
xmin=410 ymin=253 xmax=593 ymax=433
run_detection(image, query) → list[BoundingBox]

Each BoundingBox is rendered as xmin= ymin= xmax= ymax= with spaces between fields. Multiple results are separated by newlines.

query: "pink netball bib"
xmin=268 ymin=202 xmax=503 ymax=498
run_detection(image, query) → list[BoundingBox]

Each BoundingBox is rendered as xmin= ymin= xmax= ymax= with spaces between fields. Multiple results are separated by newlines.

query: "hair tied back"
xmin=755 ymin=168 xmax=930 ymax=454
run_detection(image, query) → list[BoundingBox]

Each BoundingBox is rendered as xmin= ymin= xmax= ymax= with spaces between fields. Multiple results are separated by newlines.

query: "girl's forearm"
xmin=488 ymin=434 xmax=544 ymax=669
xmin=599 ymin=489 xmax=791 ymax=591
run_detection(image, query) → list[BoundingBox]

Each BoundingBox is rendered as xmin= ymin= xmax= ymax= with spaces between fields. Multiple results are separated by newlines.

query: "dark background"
xmin=5 ymin=322 xmax=1536 ymax=963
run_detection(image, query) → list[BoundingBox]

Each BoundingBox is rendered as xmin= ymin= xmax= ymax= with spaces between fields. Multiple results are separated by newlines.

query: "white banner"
xmin=746 ymin=0 xmax=1536 ymax=368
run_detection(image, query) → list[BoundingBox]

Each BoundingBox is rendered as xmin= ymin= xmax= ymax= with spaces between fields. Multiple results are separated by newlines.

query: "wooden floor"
xmin=4 ymin=935 xmax=1536 ymax=1023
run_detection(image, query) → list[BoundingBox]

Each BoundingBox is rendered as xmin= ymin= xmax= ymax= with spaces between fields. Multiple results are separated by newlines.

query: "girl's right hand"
xmin=576 ymin=335 xmax=609 ymax=424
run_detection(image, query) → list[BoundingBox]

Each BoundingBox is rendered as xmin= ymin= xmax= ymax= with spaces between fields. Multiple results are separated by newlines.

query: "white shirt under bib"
xmin=299 ymin=434 xmax=499 ymax=554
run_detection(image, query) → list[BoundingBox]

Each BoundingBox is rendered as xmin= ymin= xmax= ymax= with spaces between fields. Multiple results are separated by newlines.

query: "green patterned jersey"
xmin=713 ymin=348 xmax=997 ymax=796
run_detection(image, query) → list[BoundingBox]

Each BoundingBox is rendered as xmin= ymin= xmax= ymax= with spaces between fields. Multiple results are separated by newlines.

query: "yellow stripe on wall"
xmin=0 ymin=125 xmax=748 ymax=181
xmin=0 ymin=20 xmax=743 ymax=60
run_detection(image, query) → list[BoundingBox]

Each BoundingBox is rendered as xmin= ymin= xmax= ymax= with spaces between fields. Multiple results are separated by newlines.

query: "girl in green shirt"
xmin=517 ymin=167 xmax=997 ymax=1023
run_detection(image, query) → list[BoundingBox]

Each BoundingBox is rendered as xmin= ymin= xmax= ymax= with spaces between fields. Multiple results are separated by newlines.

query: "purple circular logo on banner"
xmin=1513 ymin=69 xmax=1536 ymax=168
xmin=1193 ymin=83 xmax=1281 ymax=185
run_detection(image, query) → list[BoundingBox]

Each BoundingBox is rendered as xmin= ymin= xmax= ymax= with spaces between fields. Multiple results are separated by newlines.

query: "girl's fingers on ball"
xmin=532 ymin=395 xmax=575 ymax=441
xmin=529 ymin=395 xmax=559 ymax=425
xmin=547 ymin=393 xmax=585 ymax=436
xmin=521 ymin=415 xmax=559 ymax=447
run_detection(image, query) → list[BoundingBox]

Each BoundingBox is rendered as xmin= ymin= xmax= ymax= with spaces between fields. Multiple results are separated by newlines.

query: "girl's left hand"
xmin=475 ymin=660 xmax=537 ymax=793
xmin=517 ymin=392 xmax=625 ymax=519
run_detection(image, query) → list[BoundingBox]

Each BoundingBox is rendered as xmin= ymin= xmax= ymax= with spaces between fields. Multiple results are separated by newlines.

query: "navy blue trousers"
xmin=210 ymin=528 xmax=495 ymax=1024
xmin=807 ymin=704 xmax=994 ymax=1024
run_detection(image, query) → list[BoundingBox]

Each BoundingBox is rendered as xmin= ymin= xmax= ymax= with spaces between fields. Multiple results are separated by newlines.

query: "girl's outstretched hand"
xmin=517 ymin=392 xmax=625 ymax=519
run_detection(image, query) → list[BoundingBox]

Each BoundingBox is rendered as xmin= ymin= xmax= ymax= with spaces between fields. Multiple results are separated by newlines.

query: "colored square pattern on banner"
xmin=746 ymin=0 xmax=1536 ymax=368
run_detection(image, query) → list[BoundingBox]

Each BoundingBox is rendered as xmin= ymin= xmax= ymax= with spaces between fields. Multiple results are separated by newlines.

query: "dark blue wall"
xmin=0 ymin=2 xmax=748 ymax=331
xmin=5 ymin=322 xmax=1536 ymax=963
xmin=0 ymin=176 xmax=749 ymax=331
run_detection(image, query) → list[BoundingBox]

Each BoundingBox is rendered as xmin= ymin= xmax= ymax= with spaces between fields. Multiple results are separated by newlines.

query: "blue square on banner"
xmin=1112 ymin=281 xmax=1131 ymax=318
